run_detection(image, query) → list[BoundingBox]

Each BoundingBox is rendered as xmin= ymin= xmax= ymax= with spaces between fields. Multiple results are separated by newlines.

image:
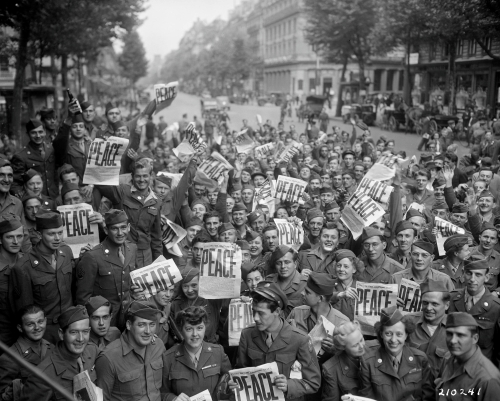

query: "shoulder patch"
xmin=77 ymin=264 xmax=85 ymax=280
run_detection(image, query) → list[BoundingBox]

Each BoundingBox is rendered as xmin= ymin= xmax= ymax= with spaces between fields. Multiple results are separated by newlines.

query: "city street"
xmin=153 ymin=92 xmax=470 ymax=159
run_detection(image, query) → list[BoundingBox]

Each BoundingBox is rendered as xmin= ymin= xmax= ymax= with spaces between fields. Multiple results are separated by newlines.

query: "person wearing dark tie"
xmin=85 ymin=295 xmax=121 ymax=351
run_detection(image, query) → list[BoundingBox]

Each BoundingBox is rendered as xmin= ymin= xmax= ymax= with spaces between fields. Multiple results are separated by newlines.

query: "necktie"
xmin=77 ymin=357 xmax=84 ymax=372
xmin=76 ymin=140 xmax=85 ymax=154
xmin=466 ymin=296 xmax=474 ymax=311
xmin=266 ymin=333 xmax=273 ymax=348
xmin=118 ymin=246 xmax=125 ymax=264
xmin=98 ymin=337 xmax=105 ymax=349
xmin=393 ymin=358 xmax=399 ymax=373
xmin=51 ymin=254 xmax=57 ymax=270
xmin=40 ymin=145 xmax=46 ymax=160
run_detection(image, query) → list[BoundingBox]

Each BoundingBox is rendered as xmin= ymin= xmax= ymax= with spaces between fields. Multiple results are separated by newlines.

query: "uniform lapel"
xmin=174 ymin=346 xmax=197 ymax=371
xmin=250 ymin=328 xmax=269 ymax=353
xmin=101 ymin=239 xmax=123 ymax=267
xmin=197 ymin=343 xmax=213 ymax=371
xmin=376 ymin=348 xmax=399 ymax=379
xmin=55 ymin=249 xmax=66 ymax=270
xmin=268 ymin=321 xmax=291 ymax=352
xmin=398 ymin=345 xmax=417 ymax=378
xmin=123 ymin=241 xmax=134 ymax=267
xmin=469 ymin=289 xmax=491 ymax=316
xmin=453 ymin=289 xmax=467 ymax=312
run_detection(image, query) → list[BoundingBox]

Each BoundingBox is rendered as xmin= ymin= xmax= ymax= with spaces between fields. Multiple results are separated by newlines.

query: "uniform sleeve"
xmin=478 ymin=377 xmax=500 ymax=401
xmin=166 ymin=160 xmax=197 ymax=221
xmin=358 ymin=357 xmax=376 ymax=399
xmin=150 ymin=205 xmax=163 ymax=260
xmin=52 ymin=123 xmax=70 ymax=168
xmin=74 ymin=251 xmax=98 ymax=306
xmin=10 ymin=153 xmax=26 ymax=196
xmin=236 ymin=330 xmax=250 ymax=368
xmin=421 ymin=361 xmax=436 ymax=401
xmin=95 ymin=354 xmax=116 ymax=401
xmin=160 ymin=353 xmax=178 ymax=401
xmin=18 ymin=366 xmax=54 ymax=401
xmin=286 ymin=335 xmax=321 ymax=399
xmin=9 ymin=264 xmax=34 ymax=315
xmin=320 ymin=361 xmax=339 ymax=401
xmin=0 ymin=352 xmax=20 ymax=395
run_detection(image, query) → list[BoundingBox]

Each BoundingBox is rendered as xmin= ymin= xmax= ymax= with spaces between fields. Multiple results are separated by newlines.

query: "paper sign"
xmin=276 ymin=141 xmax=302 ymax=163
xmin=309 ymin=315 xmax=335 ymax=355
xmin=190 ymin=390 xmax=212 ymax=401
xmin=172 ymin=141 xmax=196 ymax=162
xmin=356 ymin=177 xmax=394 ymax=204
xmin=398 ymin=278 xmax=422 ymax=314
xmin=355 ymin=282 xmax=398 ymax=336
xmin=154 ymin=81 xmax=178 ymax=114
xmin=252 ymin=179 xmax=273 ymax=211
xmin=274 ymin=219 xmax=304 ymax=251
xmin=435 ymin=216 xmax=465 ymax=236
xmin=83 ymin=137 xmax=129 ymax=185
xmin=199 ymin=152 xmax=234 ymax=184
xmin=230 ymin=362 xmax=285 ymax=401
xmin=364 ymin=163 xmax=396 ymax=181
xmin=254 ymin=143 xmax=275 ymax=159
xmin=162 ymin=218 xmax=187 ymax=257
xmin=157 ymin=172 xmax=183 ymax=189
xmin=199 ymin=243 xmax=242 ymax=299
xmin=228 ymin=298 xmax=254 ymax=346
xmin=405 ymin=202 xmax=425 ymax=219
xmin=273 ymin=176 xmax=308 ymax=203
xmin=57 ymin=203 xmax=99 ymax=258
xmin=235 ymin=129 xmax=254 ymax=154
xmin=73 ymin=371 xmax=103 ymax=401
xmin=340 ymin=192 xmax=386 ymax=240
xmin=129 ymin=259 xmax=182 ymax=297
xmin=185 ymin=122 xmax=207 ymax=153
xmin=256 ymin=114 xmax=262 ymax=124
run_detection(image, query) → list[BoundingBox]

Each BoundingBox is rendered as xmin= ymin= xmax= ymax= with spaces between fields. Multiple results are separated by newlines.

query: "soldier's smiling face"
xmin=28 ymin=126 xmax=46 ymax=145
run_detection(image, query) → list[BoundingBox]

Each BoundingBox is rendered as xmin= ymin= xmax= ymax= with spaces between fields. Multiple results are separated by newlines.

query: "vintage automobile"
xmin=216 ymin=96 xmax=231 ymax=111
xmin=305 ymin=95 xmax=327 ymax=119
xmin=200 ymin=98 xmax=219 ymax=119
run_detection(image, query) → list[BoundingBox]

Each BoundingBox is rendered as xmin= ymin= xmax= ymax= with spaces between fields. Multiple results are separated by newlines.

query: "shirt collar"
xmin=131 ymin=185 xmax=157 ymax=203
xmin=184 ymin=343 xmax=204 ymax=365
xmin=466 ymin=287 xmax=486 ymax=305
xmin=262 ymin=318 xmax=283 ymax=342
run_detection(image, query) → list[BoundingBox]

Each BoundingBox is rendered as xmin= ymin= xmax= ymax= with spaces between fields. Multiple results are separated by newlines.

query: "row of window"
xmin=429 ymin=38 xmax=492 ymax=61
xmin=373 ymin=69 xmax=405 ymax=92
xmin=264 ymin=0 xmax=298 ymax=16
xmin=266 ymin=39 xmax=297 ymax=57
xmin=265 ymin=18 xmax=297 ymax=41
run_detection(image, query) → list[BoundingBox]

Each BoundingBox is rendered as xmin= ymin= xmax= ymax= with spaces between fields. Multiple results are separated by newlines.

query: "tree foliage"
xmin=119 ymin=29 xmax=148 ymax=84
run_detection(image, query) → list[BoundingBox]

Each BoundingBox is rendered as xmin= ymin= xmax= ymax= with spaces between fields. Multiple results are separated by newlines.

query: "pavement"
xmin=152 ymin=92 xmax=470 ymax=160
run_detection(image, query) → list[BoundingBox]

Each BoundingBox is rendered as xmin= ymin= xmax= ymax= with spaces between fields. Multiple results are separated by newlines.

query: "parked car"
xmin=216 ymin=96 xmax=231 ymax=111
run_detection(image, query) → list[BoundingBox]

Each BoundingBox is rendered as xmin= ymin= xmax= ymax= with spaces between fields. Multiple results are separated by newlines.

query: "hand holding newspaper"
xmin=190 ymin=389 xmax=212 ymax=401
xmin=229 ymin=362 xmax=285 ymax=401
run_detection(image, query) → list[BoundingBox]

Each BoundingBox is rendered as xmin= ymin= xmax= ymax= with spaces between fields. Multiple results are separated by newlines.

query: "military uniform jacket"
xmin=288 ymin=304 xmax=350 ymax=336
xmin=237 ymin=319 xmax=321 ymax=401
xmin=97 ymin=184 xmax=162 ymax=259
xmin=321 ymin=350 xmax=363 ymax=401
xmin=448 ymin=287 xmax=500 ymax=362
xmin=423 ymin=346 xmax=500 ymax=401
xmin=53 ymin=123 xmax=92 ymax=180
xmin=0 ymin=336 xmax=53 ymax=394
xmin=95 ymin=332 xmax=165 ymax=401
xmin=356 ymin=255 xmax=404 ymax=284
xmin=10 ymin=244 xmax=74 ymax=325
xmin=75 ymin=239 xmax=137 ymax=328
xmin=19 ymin=341 xmax=98 ymax=401
xmin=469 ymin=246 xmax=500 ymax=293
xmin=162 ymin=342 xmax=231 ymax=401
xmin=11 ymin=142 xmax=58 ymax=198
xmin=359 ymin=344 xmax=429 ymax=401
xmin=266 ymin=270 xmax=307 ymax=317
xmin=88 ymin=327 xmax=121 ymax=352
xmin=297 ymin=247 xmax=337 ymax=276
xmin=0 ymin=251 xmax=23 ymax=346
xmin=330 ymin=279 xmax=358 ymax=321
xmin=432 ymin=257 xmax=466 ymax=290
xmin=390 ymin=267 xmax=455 ymax=291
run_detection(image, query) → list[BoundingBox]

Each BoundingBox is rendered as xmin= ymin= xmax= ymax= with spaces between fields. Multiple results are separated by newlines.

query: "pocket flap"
xmin=435 ymin=347 xmax=449 ymax=358
xmin=202 ymin=365 xmax=220 ymax=378
xmin=32 ymin=275 xmax=53 ymax=286
xmin=98 ymin=266 xmax=113 ymax=276
xmin=118 ymin=368 xmax=142 ymax=382
xmin=61 ymin=262 xmax=72 ymax=274
xmin=151 ymin=358 xmax=163 ymax=370
xmin=275 ymin=353 xmax=296 ymax=364
xmin=147 ymin=208 xmax=158 ymax=216
xmin=247 ymin=348 xmax=264 ymax=361
xmin=477 ymin=319 xmax=494 ymax=330
xmin=169 ymin=370 xmax=188 ymax=380
xmin=123 ymin=199 xmax=139 ymax=210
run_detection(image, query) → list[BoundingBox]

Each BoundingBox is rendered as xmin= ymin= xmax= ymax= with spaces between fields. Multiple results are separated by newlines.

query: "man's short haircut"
xmin=416 ymin=168 xmax=431 ymax=180
xmin=445 ymin=153 xmax=458 ymax=164
xmin=320 ymin=222 xmax=339 ymax=236
xmin=132 ymin=161 xmax=152 ymax=174
xmin=17 ymin=304 xmax=45 ymax=326
xmin=175 ymin=306 xmax=208 ymax=328
xmin=252 ymin=292 xmax=279 ymax=313
xmin=203 ymin=210 xmax=220 ymax=223
xmin=59 ymin=166 xmax=77 ymax=181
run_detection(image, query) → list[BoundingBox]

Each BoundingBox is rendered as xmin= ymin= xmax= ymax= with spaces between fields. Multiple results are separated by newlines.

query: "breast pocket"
xmin=247 ymin=348 xmax=265 ymax=366
xmin=151 ymin=358 xmax=164 ymax=389
xmin=371 ymin=372 xmax=393 ymax=391
xmin=477 ymin=319 xmax=495 ymax=349
xmin=32 ymin=274 xmax=57 ymax=301
xmin=97 ymin=265 xmax=115 ymax=290
xmin=274 ymin=353 xmax=296 ymax=377
xmin=117 ymin=368 xmax=143 ymax=397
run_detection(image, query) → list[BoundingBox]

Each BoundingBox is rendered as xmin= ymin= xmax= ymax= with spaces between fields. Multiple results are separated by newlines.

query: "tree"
xmin=119 ymin=29 xmax=148 ymax=84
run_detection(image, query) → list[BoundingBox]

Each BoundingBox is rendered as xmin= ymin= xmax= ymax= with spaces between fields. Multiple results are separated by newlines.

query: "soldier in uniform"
xmin=230 ymin=282 xmax=321 ymax=401
xmin=10 ymin=211 xmax=74 ymax=344
xmin=0 ymin=217 xmax=25 ymax=347
xmin=0 ymin=159 xmax=27 ymax=225
xmin=21 ymin=193 xmax=42 ymax=247
xmin=19 ymin=305 xmax=99 ymax=401
xmin=388 ymin=221 xmax=416 ymax=269
xmin=95 ymin=160 xmax=162 ymax=267
xmin=0 ymin=305 xmax=53 ymax=398
xmin=95 ymin=300 xmax=165 ymax=401
xmin=162 ymin=306 xmax=232 ymax=401
xmin=469 ymin=222 xmax=500 ymax=294
xmin=297 ymin=223 xmax=339 ymax=276
xmin=11 ymin=119 xmax=58 ymax=198
xmin=265 ymin=245 xmax=307 ymax=317
xmin=85 ymin=295 xmax=121 ymax=351
xmin=80 ymin=101 xmax=100 ymax=140
xmin=330 ymin=250 xmax=360 ymax=320
xmin=432 ymin=234 xmax=470 ymax=289
xmin=448 ymin=257 xmax=500 ymax=362
xmin=359 ymin=305 xmax=429 ymax=401
xmin=75 ymin=209 xmax=138 ymax=329
xmin=423 ymin=312 xmax=500 ymax=401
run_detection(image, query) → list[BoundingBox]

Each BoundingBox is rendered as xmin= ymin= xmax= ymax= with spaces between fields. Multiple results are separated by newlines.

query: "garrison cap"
xmin=155 ymin=174 xmax=172 ymax=187
xmin=251 ymin=171 xmax=266 ymax=180
xmin=218 ymin=222 xmax=235 ymax=235
xmin=36 ymin=211 xmax=63 ymax=231
xmin=39 ymin=108 xmax=55 ymax=120
xmin=192 ymin=231 xmax=212 ymax=245
xmin=480 ymin=222 xmax=496 ymax=234
xmin=307 ymin=272 xmax=336 ymax=296
xmin=252 ymin=281 xmax=288 ymax=310
xmin=22 ymin=169 xmax=41 ymax=183
xmin=0 ymin=159 xmax=10 ymax=168
xmin=191 ymin=198 xmax=209 ymax=211
xmin=446 ymin=312 xmax=478 ymax=328
xmin=245 ymin=231 xmax=260 ymax=242
xmin=432 ymin=176 xmax=446 ymax=188
xmin=111 ymin=120 xmax=127 ymax=131
xmin=395 ymin=221 xmax=415 ymax=235
xmin=181 ymin=268 xmax=200 ymax=284
xmin=105 ymin=101 xmax=118 ymax=115
xmin=242 ymin=183 xmax=254 ymax=191
xmin=241 ymin=261 xmax=257 ymax=281
xmin=21 ymin=191 xmax=41 ymax=205
xmin=0 ymin=216 xmax=22 ymax=235
xmin=61 ymin=182 xmax=80 ymax=199
xmin=26 ymin=119 xmax=43 ymax=133
xmin=420 ymin=153 xmax=433 ymax=164
xmin=104 ymin=209 xmax=128 ymax=226
xmin=324 ymin=201 xmax=340 ymax=211
xmin=342 ymin=150 xmax=355 ymax=159
xmin=405 ymin=209 xmax=424 ymax=220
xmin=380 ymin=305 xmax=404 ymax=327
xmin=361 ymin=227 xmax=382 ymax=242
xmin=320 ymin=187 xmax=334 ymax=195
xmin=71 ymin=114 xmax=84 ymax=125
xmin=270 ymin=245 xmax=293 ymax=267
xmin=478 ymin=190 xmax=495 ymax=200
xmin=236 ymin=240 xmax=250 ymax=251
xmin=342 ymin=169 xmax=356 ymax=179
xmin=59 ymin=305 xmax=88 ymax=329
xmin=308 ymin=188 xmax=320 ymax=197
xmin=185 ymin=216 xmax=203 ymax=228
xmin=307 ymin=208 xmax=324 ymax=222
xmin=464 ymin=256 xmax=489 ymax=272
xmin=310 ymin=172 xmax=321 ymax=181
xmin=80 ymin=101 xmax=92 ymax=111
xmin=248 ymin=210 xmax=264 ymax=224
xmin=335 ymin=249 xmax=356 ymax=262
xmin=412 ymin=240 xmax=434 ymax=255
xmin=421 ymin=279 xmax=449 ymax=295
xmin=444 ymin=234 xmax=468 ymax=253
xmin=85 ymin=295 xmax=110 ymax=316
xmin=232 ymin=182 xmax=243 ymax=192
xmin=451 ymin=203 xmax=468 ymax=213
xmin=127 ymin=300 xmax=160 ymax=321
xmin=432 ymin=200 xmax=448 ymax=211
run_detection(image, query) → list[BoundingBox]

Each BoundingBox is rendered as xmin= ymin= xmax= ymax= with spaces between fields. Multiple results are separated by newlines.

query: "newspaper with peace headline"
xmin=198 ymin=151 xmax=233 ymax=184
xmin=252 ymin=179 xmax=273 ymax=211
xmin=83 ymin=137 xmax=129 ymax=185
xmin=435 ymin=216 xmax=466 ymax=256
xmin=229 ymin=362 xmax=285 ymax=401
xmin=129 ymin=258 xmax=182 ymax=297
xmin=173 ymin=122 xmax=207 ymax=162
xmin=73 ymin=371 xmax=103 ymax=401
xmin=234 ymin=129 xmax=254 ymax=154
xmin=161 ymin=218 xmax=187 ymax=257
xmin=254 ymin=143 xmax=275 ymax=159
xmin=398 ymin=278 xmax=422 ymax=314
xmin=57 ymin=203 xmax=99 ymax=258
xmin=340 ymin=191 xmax=386 ymax=240
xmin=154 ymin=81 xmax=178 ymax=114
xmin=228 ymin=298 xmax=254 ymax=346
xmin=199 ymin=243 xmax=242 ymax=299
xmin=274 ymin=218 xmax=304 ymax=252
xmin=273 ymin=176 xmax=308 ymax=203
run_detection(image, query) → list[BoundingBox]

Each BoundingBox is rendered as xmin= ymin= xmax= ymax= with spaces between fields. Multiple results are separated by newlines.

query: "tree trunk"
xmin=447 ymin=41 xmax=457 ymax=115
xmin=12 ymin=18 xmax=30 ymax=141
xmin=50 ymin=55 xmax=60 ymax=120
xmin=61 ymin=54 xmax=68 ymax=119
xmin=403 ymin=28 xmax=412 ymax=105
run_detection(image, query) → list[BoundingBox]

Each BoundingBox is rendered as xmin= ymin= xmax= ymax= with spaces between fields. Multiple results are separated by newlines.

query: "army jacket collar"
xmin=99 ymin=238 xmax=134 ymax=267
xmin=452 ymin=287 xmax=494 ymax=315
xmin=374 ymin=345 xmax=419 ymax=379
xmin=250 ymin=318 xmax=292 ymax=353
xmin=173 ymin=341 xmax=215 ymax=372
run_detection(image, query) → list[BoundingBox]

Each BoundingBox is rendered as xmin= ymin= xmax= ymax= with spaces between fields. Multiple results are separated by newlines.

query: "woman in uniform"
xmin=162 ymin=306 xmax=232 ymax=401
xmin=330 ymin=250 xmax=360 ymax=320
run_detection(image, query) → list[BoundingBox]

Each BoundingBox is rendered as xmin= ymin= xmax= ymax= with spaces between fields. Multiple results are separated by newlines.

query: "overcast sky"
xmin=137 ymin=0 xmax=238 ymax=60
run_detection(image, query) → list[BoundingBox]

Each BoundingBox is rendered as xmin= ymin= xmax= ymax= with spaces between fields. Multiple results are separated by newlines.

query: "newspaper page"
xmin=73 ymin=371 xmax=103 ymax=401
xmin=229 ymin=362 xmax=285 ymax=401
xmin=355 ymin=282 xmax=398 ymax=336
xmin=252 ymin=179 xmax=273 ymax=211
xmin=198 ymin=152 xmax=234 ymax=184
xmin=340 ymin=192 xmax=386 ymax=240
xmin=83 ymin=137 xmax=129 ymax=185
xmin=228 ymin=298 xmax=254 ymax=346
xmin=154 ymin=81 xmax=178 ymax=114
xmin=162 ymin=218 xmax=187 ymax=257
xmin=356 ymin=177 xmax=394 ymax=203
xmin=199 ymin=242 xmax=242 ymax=299
xmin=57 ymin=203 xmax=99 ymax=258
xmin=308 ymin=315 xmax=335 ymax=355
xmin=254 ymin=143 xmax=275 ymax=159
xmin=398 ymin=278 xmax=422 ymax=314
xmin=274 ymin=219 xmax=304 ymax=252
xmin=129 ymin=259 xmax=182 ymax=297
xmin=435 ymin=217 xmax=466 ymax=256
xmin=190 ymin=390 xmax=212 ymax=401
xmin=273 ymin=176 xmax=308 ymax=203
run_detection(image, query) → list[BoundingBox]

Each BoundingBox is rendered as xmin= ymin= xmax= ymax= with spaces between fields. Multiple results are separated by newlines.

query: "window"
xmin=468 ymin=40 xmax=477 ymax=56
xmin=481 ymin=36 xmax=492 ymax=55
xmin=398 ymin=70 xmax=404 ymax=91
xmin=374 ymin=69 xmax=383 ymax=91
xmin=298 ymin=79 xmax=303 ymax=90
xmin=387 ymin=70 xmax=395 ymax=91
xmin=309 ymin=78 xmax=316 ymax=91
xmin=429 ymin=43 xmax=436 ymax=61
xmin=456 ymin=40 xmax=464 ymax=57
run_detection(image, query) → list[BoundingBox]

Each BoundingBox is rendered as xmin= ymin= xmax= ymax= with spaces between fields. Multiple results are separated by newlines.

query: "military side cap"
xmin=395 ymin=221 xmax=414 ymax=235
xmin=104 ymin=209 xmax=128 ymax=226
xmin=421 ymin=279 xmax=449 ymax=295
xmin=412 ymin=240 xmax=434 ymax=254
xmin=451 ymin=203 xmax=468 ymax=213
xmin=71 ymin=114 xmax=84 ymax=125
xmin=0 ymin=159 xmax=10 ymax=168
xmin=22 ymin=169 xmax=41 ymax=184
xmin=192 ymin=231 xmax=212 ymax=244
xmin=127 ymin=300 xmax=160 ymax=321
xmin=85 ymin=295 xmax=110 ymax=316
xmin=156 ymin=175 xmax=172 ymax=187
xmin=270 ymin=244 xmax=293 ymax=266
xmin=232 ymin=182 xmax=242 ymax=191
xmin=0 ymin=216 xmax=22 ymax=235
xmin=26 ymin=119 xmax=43 ymax=133
xmin=432 ymin=176 xmax=446 ymax=188
xmin=236 ymin=240 xmax=250 ymax=251
xmin=191 ymin=198 xmax=209 ymax=211
xmin=251 ymin=171 xmax=266 ymax=180
xmin=342 ymin=150 xmax=355 ymax=158
xmin=309 ymin=188 xmax=320 ymax=197
xmin=252 ymin=281 xmax=288 ymax=310
xmin=262 ymin=224 xmax=278 ymax=234
xmin=39 ymin=108 xmax=55 ymax=120
xmin=232 ymin=203 xmax=247 ymax=213
xmin=185 ymin=216 xmax=203 ymax=228
xmin=478 ymin=190 xmax=495 ymax=200
xmin=248 ymin=211 xmax=263 ymax=224
xmin=324 ymin=201 xmax=340 ymax=211
xmin=105 ymin=101 xmax=118 ymax=115
xmin=59 ymin=305 xmax=88 ymax=329
xmin=446 ymin=312 xmax=478 ymax=328
xmin=245 ymin=231 xmax=260 ymax=242
xmin=242 ymin=183 xmax=254 ymax=191
xmin=361 ymin=227 xmax=381 ymax=242
xmin=405 ymin=209 xmax=423 ymax=220
xmin=444 ymin=234 xmax=468 ymax=253
xmin=320 ymin=187 xmax=334 ymax=194
xmin=432 ymin=200 xmax=448 ymax=211
xmin=21 ymin=191 xmax=41 ymax=205
xmin=380 ymin=305 xmax=404 ymax=327
xmin=480 ymin=222 xmax=496 ymax=234
xmin=61 ymin=182 xmax=80 ymax=199
xmin=310 ymin=173 xmax=321 ymax=181
xmin=242 ymin=168 xmax=253 ymax=176
xmin=342 ymin=169 xmax=356 ymax=179
xmin=307 ymin=272 xmax=336 ymax=296
xmin=464 ymin=257 xmax=489 ymax=272
xmin=218 ymin=222 xmax=235 ymax=235
xmin=80 ymin=101 xmax=92 ymax=111
xmin=36 ymin=211 xmax=63 ymax=231
xmin=307 ymin=208 xmax=324 ymax=222
xmin=335 ymin=249 xmax=355 ymax=262
xmin=111 ymin=120 xmax=127 ymax=131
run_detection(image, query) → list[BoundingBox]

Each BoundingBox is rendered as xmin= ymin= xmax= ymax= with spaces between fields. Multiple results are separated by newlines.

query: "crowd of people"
xmin=0 ymin=94 xmax=500 ymax=401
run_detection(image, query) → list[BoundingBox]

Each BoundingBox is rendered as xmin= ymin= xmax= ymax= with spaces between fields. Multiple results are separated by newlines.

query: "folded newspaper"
xmin=73 ymin=371 xmax=103 ymax=401
xmin=229 ymin=362 xmax=285 ymax=401
xmin=190 ymin=389 xmax=212 ymax=401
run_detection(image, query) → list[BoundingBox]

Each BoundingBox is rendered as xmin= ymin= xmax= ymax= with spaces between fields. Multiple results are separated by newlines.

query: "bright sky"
xmin=137 ymin=0 xmax=238 ymax=60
